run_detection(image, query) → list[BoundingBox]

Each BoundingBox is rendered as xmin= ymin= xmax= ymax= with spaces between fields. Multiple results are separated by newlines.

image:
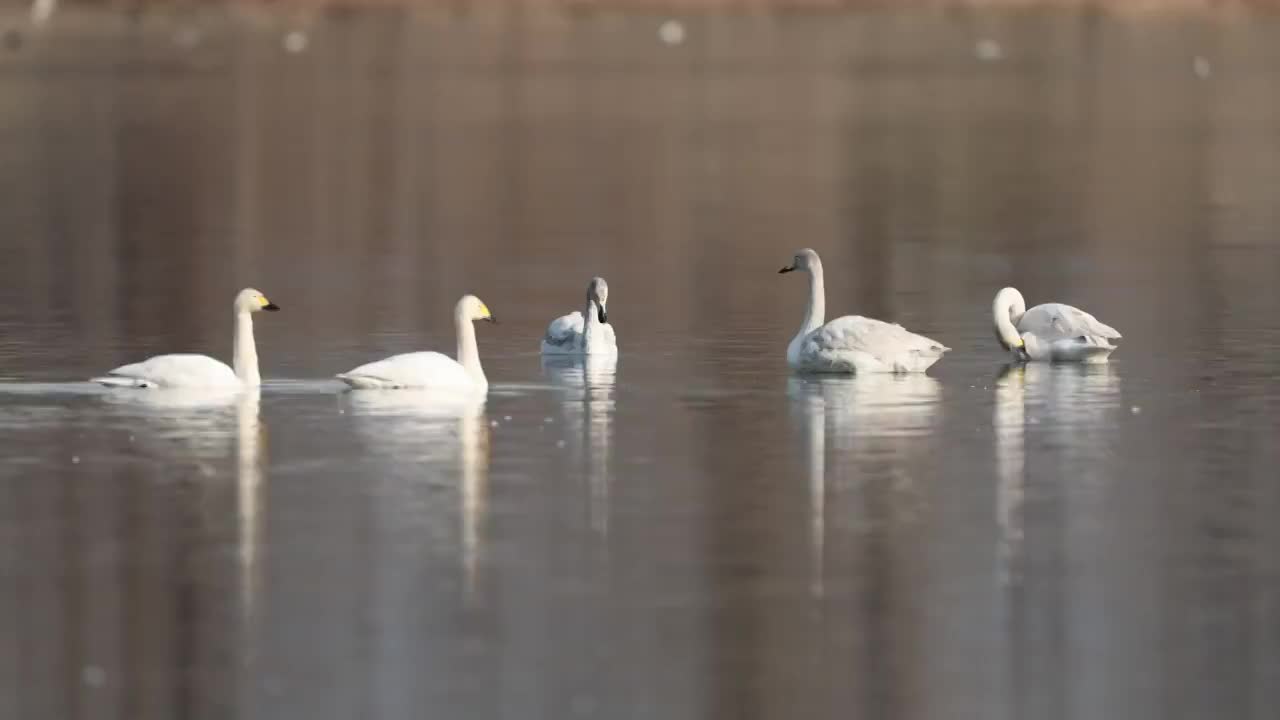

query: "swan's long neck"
xmin=795 ymin=262 xmax=826 ymax=343
xmin=455 ymin=309 xmax=487 ymax=387
xmin=993 ymin=289 xmax=1027 ymax=350
xmin=582 ymin=297 xmax=602 ymax=352
xmin=233 ymin=310 xmax=261 ymax=386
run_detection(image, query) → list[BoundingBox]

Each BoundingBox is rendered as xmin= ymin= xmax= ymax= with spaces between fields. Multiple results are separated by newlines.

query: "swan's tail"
xmin=91 ymin=375 xmax=155 ymax=388
xmin=1073 ymin=337 xmax=1118 ymax=364
xmin=336 ymin=373 xmax=392 ymax=389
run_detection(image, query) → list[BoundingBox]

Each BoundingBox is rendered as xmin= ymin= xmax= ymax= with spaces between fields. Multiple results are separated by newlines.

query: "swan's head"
xmin=457 ymin=295 xmax=497 ymax=324
xmin=992 ymin=287 xmax=1027 ymax=353
xmin=778 ymin=248 xmax=822 ymax=274
xmin=235 ymin=288 xmax=280 ymax=314
xmin=587 ymin=277 xmax=609 ymax=324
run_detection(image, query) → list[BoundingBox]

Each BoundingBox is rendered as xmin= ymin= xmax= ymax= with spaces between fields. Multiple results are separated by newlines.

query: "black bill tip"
xmin=263 ymin=303 xmax=281 ymax=312
xmin=483 ymin=315 xmax=497 ymax=324
xmin=598 ymin=308 xmax=608 ymax=324
xmin=1014 ymin=346 xmax=1030 ymax=362
xmin=778 ymin=266 xmax=795 ymax=274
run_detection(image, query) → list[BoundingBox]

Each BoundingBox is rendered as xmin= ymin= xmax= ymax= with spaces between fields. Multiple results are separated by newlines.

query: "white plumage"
xmin=993 ymin=288 xmax=1122 ymax=363
xmin=91 ymin=288 xmax=280 ymax=389
xmin=338 ymin=295 xmax=495 ymax=393
xmin=541 ymin=277 xmax=618 ymax=356
xmin=338 ymin=352 xmax=476 ymax=390
xmin=779 ymin=249 xmax=948 ymax=374
xmin=94 ymin=354 xmax=240 ymax=389
xmin=793 ymin=315 xmax=950 ymax=373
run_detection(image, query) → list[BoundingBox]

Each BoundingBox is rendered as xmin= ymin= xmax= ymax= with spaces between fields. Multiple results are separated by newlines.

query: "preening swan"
xmin=337 ymin=295 xmax=495 ymax=392
xmin=992 ymin=287 xmax=1122 ymax=363
xmin=91 ymin=288 xmax=280 ymax=389
xmin=541 ymin=277 xmax=617 ymax=356
xmin=779 ymin=249 xmax=948 ymax=373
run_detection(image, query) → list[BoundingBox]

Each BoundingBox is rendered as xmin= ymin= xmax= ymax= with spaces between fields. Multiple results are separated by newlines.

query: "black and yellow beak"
xmin=598 ymin=305 xmax=608 ymax=324
xmin=778 ymin=265 xmax=795 ymax=274
xmin=263 ymin=302 xmax=281 ymax=312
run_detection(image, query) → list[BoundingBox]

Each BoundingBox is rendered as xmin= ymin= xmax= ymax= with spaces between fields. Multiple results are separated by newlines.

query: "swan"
xmin=992 ymin=287 xmax=1122 ymax=363
xmin=541 ymin=277 xmax=617 ymax=356
xmin=91 ymin=288 xmax=280 ymax=389
xmin=337 ymin=294 xmax=495 ymax=391
xmin=778 ymin=248 xmax=948 ymax=373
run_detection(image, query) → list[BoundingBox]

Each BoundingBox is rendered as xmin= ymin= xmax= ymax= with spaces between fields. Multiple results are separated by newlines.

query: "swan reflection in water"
xmin=543 ymin=355 xmax=617 ymax=535
xmin=788 ymin=374 xmax=941 ymax=597
xmin=98 ymin=386 xmax=244 ymax=460
xmin=98 ymin=387 xmax=267 ymax=619
xmin=993 ymin=363 xmax=1122 ymax=585
xmin=341 ymin=390 xmax=490 ymax=600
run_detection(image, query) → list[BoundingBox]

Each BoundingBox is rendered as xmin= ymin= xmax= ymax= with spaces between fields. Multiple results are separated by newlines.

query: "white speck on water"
xmin=81 ymin=665 xmax=106 ymax=688
xmin=283 ymin=30 xmax=308 ymax=54
xmin=503 ymin=415 xmax=512 ymax=422
xmin=71 ymin=455 xmax=80 ymax=464
xmin=1131 ymin=405 xmax=1142 ymax=415
xmin=658 ymin=19 xmax=685 ymax=46
xmin=1192 ymin=56 xmax=1212 ymax=79
xmin=556 ymin=440 xmax=567 ymax=449
xmin=489 ymin=420 xmax=499 ymax=428
xmin=975 ymin=39 xmax=1004 ymax=62
xmin=543 ymin=416 xmax=554 ymax=423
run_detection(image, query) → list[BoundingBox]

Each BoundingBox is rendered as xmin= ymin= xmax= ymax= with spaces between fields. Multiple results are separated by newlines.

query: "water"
xmin=2 ymin=6 xmax=1280 ymax=719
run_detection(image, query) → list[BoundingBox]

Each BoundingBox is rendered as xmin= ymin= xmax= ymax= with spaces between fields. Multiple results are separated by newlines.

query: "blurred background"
xmin=1 ymin=2 xmax=1279 ymax=719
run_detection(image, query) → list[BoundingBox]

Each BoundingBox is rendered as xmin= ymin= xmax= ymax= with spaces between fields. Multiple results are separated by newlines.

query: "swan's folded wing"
xmin=94 ymin=354 xmax=237 ymax=388
xmin=805 ymin=316 xmax=949 ymax=363
xmin=338 ymin=351 xmax=471 ymax=389
xmin=810 ymin=316 xmax=948 ymax=351
xmin=542 ymin=311 xmax=584 ymax=349
xmin=1020 ymin=303 xmax=1121 ymax=341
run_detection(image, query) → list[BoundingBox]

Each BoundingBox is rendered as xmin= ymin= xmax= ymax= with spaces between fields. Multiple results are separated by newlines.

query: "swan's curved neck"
xmin=455 ymin=309 xmax=487 ymax=387
xmin=233 ymin=310 xmax=261 ymax=386
xmin=795 ymin=263 xmax=826 ymax=343
xmin=993 ymin=290 xmax=1027 ymax=350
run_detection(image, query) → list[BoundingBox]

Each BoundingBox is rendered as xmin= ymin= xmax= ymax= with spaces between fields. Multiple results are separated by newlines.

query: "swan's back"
xmin=337 ymin=351 xmax=476 ymax=390
xmin=93 ymin=354 xmax=238 ymax=389
xmin=797 ymin=316 xmax=949 ymax=373
xmin=542 ymin=311 xmax=585 ymax=354
xmin=540 ymin=311 xmax=617 ymax=355
xmin=1018 ymin=303 xmax=1121 ymax=342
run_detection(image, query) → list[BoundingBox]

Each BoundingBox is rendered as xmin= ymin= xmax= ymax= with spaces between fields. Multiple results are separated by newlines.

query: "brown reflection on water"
xmin=1 ymin=5 xmax=1280 ymax=720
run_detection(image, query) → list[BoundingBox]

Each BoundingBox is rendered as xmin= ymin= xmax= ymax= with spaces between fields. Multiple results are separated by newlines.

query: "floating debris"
xmin=974 ymin=39 xmax=1003 ymax=62
xmin=658 ymin=19 xmax=685 ymax=47
xmin=1192 ymin=56 xmax=1212 ymax=79
xmin=283 ymin=30 xmax=308 ymax=54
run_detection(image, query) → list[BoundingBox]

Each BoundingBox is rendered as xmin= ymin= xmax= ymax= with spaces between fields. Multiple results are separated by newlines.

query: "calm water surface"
xmin=1 ymin=7 xmax=1280 ymax=720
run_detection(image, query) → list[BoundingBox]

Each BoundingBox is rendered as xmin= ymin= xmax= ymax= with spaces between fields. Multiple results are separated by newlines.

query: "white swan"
xmin=992 ymin=287 xmax=1122 ymax=363
xmin=541 ymin=277 xmax=617 ymax=356
xmin=91 ymin=288 xmax=280 ymax=389
xmin=337 ymin=295 xmax=495 ymax=391
xmin=779 ymin=248 xmax=948 ymax=373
